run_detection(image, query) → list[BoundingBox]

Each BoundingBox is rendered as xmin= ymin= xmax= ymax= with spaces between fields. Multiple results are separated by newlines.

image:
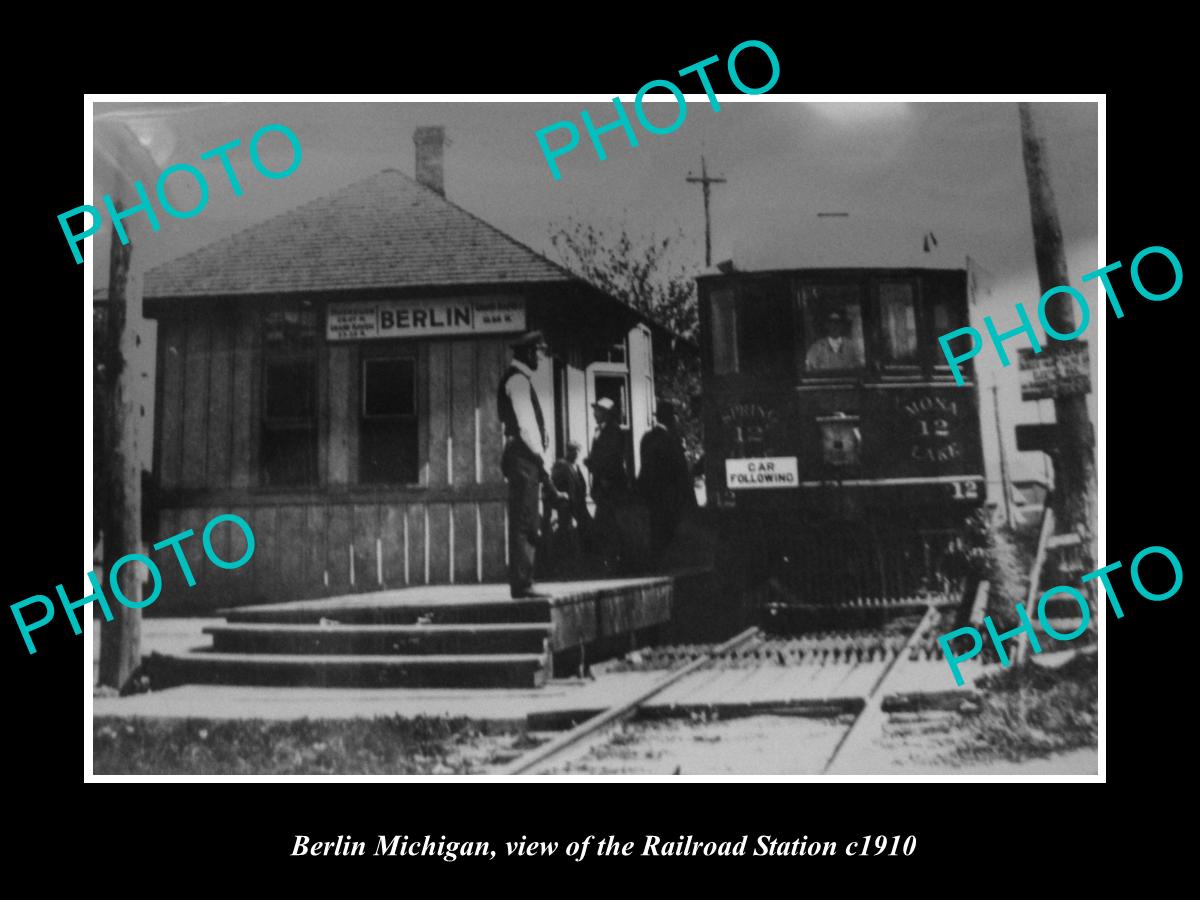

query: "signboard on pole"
xmin=1016 ymin=423 xmax=1059 ymax=454
xmin=1018 ymin=342 xmax=1091 ymax=401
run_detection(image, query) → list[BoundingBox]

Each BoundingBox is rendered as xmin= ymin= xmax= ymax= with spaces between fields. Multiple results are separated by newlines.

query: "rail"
xmin=497 ymin=626 xmax=763 ymax=775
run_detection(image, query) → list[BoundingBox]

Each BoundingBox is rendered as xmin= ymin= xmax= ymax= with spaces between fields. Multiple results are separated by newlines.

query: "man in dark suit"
xmin=497 ymin=331 xmax=565 ymax=599
xmin=637 ymin=400 xmax=696 ymax=561
xmin=585 ymin=397 xmax=630 ymax=572
xmin=551 ymin=440 xmax=591 ymax=534
xmin=541 ymin=440 xmax=591 ymax=576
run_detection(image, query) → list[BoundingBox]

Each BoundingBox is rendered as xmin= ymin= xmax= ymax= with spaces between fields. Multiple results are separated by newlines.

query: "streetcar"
xmin=697 ymin=255 xmax=986 ymax=608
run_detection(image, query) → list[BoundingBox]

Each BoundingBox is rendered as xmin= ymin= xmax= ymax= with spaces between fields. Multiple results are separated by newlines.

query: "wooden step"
xmin=204 ymin=623 xmax=552 ymax=656
xmin=145 ymin=651 xmax=548 ymax=689
xmin=222 ymin=598 xmax=551 ymax=626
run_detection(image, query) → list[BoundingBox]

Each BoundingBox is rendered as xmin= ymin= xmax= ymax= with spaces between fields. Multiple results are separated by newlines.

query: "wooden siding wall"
xmin=153 ymin=305 xmax=513 ymax=611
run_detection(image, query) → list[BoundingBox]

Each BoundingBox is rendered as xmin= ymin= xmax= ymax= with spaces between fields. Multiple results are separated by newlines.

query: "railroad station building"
xmin=142 ymin=126 xmax=659 ymax=613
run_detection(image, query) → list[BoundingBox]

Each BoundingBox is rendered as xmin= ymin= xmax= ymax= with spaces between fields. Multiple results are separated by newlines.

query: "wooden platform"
xmin=145 ymin=577 xmax=677 ymax=689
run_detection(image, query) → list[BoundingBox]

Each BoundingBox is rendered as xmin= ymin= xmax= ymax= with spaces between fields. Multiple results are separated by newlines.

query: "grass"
xmin=954 ymin=652 xmax=1097 ymax=763
xmin=93 ymin=715 xmax=532 ymax=775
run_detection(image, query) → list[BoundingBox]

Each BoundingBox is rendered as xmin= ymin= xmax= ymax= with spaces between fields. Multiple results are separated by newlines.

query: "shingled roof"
xmin=144 ymin=168 xmax=578 ymax=299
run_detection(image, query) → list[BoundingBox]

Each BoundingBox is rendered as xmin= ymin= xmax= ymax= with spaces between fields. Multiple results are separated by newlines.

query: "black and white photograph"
xmin=83 ymin=95 xmax=1105 ymax=778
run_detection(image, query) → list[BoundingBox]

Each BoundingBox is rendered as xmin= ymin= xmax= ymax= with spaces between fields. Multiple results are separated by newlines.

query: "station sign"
xmin=726 ymin=457 xmax=799 ymax=489
xmin=327 ymin=299 xmax=526 ymax=341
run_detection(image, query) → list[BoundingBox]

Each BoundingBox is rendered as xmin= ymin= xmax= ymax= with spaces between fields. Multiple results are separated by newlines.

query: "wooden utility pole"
xmin=98 ymin=206 xmax=143 ymax=691
xmin=685 ymin=156 xmax=726 ymax=268
xmin=991 ymin=384 xmax=1015 ymax=529
xmin=1018 ymin=103 xmax=1096 ymax=563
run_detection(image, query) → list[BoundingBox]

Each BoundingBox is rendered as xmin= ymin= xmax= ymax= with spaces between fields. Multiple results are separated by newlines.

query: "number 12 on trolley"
xmin=950 ymin=480 xmax=980 ymax=500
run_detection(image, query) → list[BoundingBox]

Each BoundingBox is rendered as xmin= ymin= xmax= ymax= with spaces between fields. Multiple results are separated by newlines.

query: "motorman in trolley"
xmin=805 ymin=307 xmax=864 ymax=371
xmin=498 ymin=330 xmax=565 ymax=599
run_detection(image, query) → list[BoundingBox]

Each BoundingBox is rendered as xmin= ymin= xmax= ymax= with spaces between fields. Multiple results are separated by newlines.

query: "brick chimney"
xmin=414 ymin=126 xmax=445 ymax=196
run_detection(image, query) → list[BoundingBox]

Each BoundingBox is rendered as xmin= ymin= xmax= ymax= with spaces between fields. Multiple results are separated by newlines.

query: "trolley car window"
xmin=929 ymin=286 xmax=961 ymax=373
xmin=739 ymin=282 xmax=792 ymax=375
xmin=932 ymin=297 xmax=953 ymax=335
xmin=797 ymin=284 xmax=865 ymax=375
xmin=710 ymin=289 xmax=738 ymax=374
xmin=710 ymin=284 xmax=791 ymax=376
xmin=879 ymin=281 xmax=919 ymax=367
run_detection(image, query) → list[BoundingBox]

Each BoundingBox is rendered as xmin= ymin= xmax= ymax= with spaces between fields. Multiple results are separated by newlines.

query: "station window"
xmin=360 ymin=356 xmax=419 ymax=484
xmin=261 ymin=307 xmax=317 ymax=486
xmin=797 ymin=284 xmax=865 ymax=375
xmin=878 ymin=281 xmax=920 ymax=369
xmin=599 ymin=341 xmax=626 ymax=365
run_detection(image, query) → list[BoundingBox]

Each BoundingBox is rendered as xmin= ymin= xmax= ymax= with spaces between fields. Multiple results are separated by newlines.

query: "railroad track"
xmin=496 ymin=627 xmax=764 ymax=775
xmin=496 ymin=607 xmax=940 ymax=775
xmin=820 ymin=603 xmax=940 ymax=773
xmin=602 ymin=628 xmax=950 ymax=672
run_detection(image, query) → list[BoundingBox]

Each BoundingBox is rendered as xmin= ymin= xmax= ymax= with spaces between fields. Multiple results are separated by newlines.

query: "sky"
xmin=91 ymin=98 xmax=1100 ymax=496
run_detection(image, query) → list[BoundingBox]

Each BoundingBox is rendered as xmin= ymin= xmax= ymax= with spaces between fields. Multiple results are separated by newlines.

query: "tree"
xmin=549 ymin=219 xmax=703 ymax=461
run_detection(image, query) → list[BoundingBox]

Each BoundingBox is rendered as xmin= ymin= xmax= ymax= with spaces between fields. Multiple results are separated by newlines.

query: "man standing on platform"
xmin=498 ymin=331 xmax=565 ymax=599
xmin=637 ymin=400 xmax=696 ymax=561
xmin=544 ymin=439 xmax=591 ymax=575
xmin=586 ymin=397 xmax=631 ymax=573
xmin=552 ymin=440 xmax=591 ymax=536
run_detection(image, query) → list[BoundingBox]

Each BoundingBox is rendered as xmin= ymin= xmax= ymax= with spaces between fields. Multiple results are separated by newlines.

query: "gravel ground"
xmin=531 ymin=705 xmax=1096 ymax=776
xmin=843 ymin=706 xmax=1097 ymax=773
xmin=537 ymin=714 xmax=854 ymax=775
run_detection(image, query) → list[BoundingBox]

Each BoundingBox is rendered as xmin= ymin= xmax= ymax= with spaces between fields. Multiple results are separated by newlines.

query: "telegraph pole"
xmin=992 ymin=385 xmax=1015 ymax=529
xmin=686 ymin=156 xmax=726 ymax=268
xmin=1018 ymin=103 xmax=1096 ymax=558
xmin=97 ymin=203 xmax=143 ymax=691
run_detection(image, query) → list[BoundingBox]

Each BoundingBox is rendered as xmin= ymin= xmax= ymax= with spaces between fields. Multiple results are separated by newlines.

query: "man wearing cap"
xmin=806 ymin=308 xmax=865 ymax=371
xmin=498 ymin=331 xmax=565 ymax=599
xmin=585 ymin=396 xmax=630 ymax=572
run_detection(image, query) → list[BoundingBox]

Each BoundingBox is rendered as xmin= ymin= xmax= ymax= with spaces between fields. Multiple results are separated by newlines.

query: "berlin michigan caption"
xmin=293 ymin=833 xmax=916 ymax=861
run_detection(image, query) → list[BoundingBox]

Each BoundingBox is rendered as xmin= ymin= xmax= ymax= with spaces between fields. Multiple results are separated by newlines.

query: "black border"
xmin=13 ymin=31 xmax=1187 ymax=883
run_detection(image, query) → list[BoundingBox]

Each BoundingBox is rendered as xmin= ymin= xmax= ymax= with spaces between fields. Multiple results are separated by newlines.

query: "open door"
xmin=586 ymin=367 xmax=633 ymax=483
